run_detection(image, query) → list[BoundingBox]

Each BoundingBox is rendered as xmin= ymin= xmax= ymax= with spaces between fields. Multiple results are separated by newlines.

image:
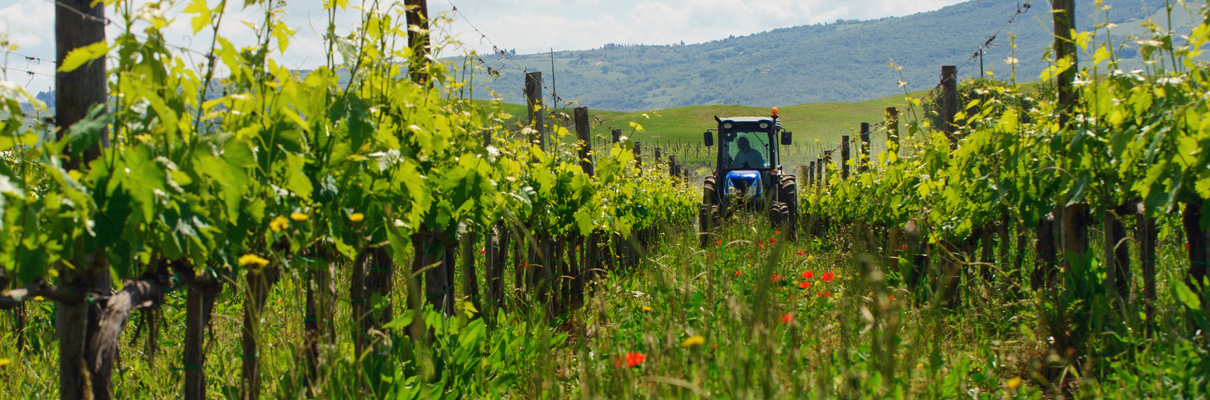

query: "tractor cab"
xmin=698 ymin=108 xmax=799 ymax=246
xmin=712 ymin=117 xmax=779 ymax=202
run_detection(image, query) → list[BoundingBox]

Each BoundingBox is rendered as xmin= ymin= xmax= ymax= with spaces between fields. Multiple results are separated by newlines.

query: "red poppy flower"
xmin=775 ymin=230 xmax=781 ymax=235
xmin=716 ymin=240 xmax=722 ymax=246
xmin=802 ymin=271 xmax=814 ymax=279
xmin=799 ymin=281 xmax=810 ymax=289
xmin=1186 ymin=242 xmax=1191 ymax=251
xmin=769 ymin=238 xmax=776 ymax=244
xmin=817 ymin=290 xmax=831 ymax=298
xmin=888 ymin=294 xmax=895 ymax=301
xmin=707 ymin=253 xmax=715 ymax=258
xmin=821 ymin=272 xmax=835 ymax=282
xmin=736 ymin=270 xmax=743 ymax=276
xmin=772 ymin=274 xmax=781 ymax=282
xmin=615 ymin=356 xmax=622 ymax=367
xmin=480 ymin=248 xmax=487 ymax=255
xmin=625 ymin=352 xmax=647 ymax=367
xmin=759 ymin=243 xmax=765 ymax=248
xmin=797 ymin=250 xmax=804 ymax=256
xmin=780 ymin=313 xmax=792 ymax=323
xmin=901 ymin=244 xmax=908 ymax=251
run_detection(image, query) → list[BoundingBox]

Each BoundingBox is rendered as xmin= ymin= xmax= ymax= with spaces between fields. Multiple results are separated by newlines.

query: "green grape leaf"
xmin=185 ymin=0 xmax=211 ymax=34
xmin=285 ymin=152 xmax=313 ymax=200
xmin=57 ymin=41 xmax=110 ymax=73
xmin=1175 ymin=282 xmax=1202 ymax=310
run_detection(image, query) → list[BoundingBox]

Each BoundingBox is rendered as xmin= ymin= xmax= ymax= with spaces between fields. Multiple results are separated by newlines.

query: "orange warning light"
xmin=771 ymin=107 xmax=779 ymax=117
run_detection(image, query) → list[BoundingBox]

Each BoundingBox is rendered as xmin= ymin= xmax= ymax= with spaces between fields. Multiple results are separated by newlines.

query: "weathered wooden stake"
xmin=941 ymin=65 xmax=958 ymax=146
xmin=840 ymin=136 xmax=850 ymax=179
xmin=526 ymin=72 xmax=546 ymax=150
xmin=1053 ymin=0 xmax=1077 ymax=127
xmin=808 ymin=161 xmax=815 ymax=186
xmin=886 ymin=107 xmax=900 ymax=153
xmin=859 ymin=123 xmax=871 ymax=173
xmin=574 ymin=107 xmax=593 ymax=176
xmin=56 ymin=1 xmax=110 ymax=398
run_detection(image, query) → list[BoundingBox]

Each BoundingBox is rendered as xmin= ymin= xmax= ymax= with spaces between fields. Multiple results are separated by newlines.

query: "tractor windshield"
xmin=721 ymin=130 xmax=771 ymax=170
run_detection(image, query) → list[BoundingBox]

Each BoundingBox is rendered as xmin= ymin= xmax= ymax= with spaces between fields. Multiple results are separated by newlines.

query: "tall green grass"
xmin=0 ymin=210 xmax=1205 ymax=398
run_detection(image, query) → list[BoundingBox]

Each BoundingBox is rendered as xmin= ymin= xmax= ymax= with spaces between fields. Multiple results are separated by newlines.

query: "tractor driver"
xmin=732 ymin=136 xmax=766 ymax=169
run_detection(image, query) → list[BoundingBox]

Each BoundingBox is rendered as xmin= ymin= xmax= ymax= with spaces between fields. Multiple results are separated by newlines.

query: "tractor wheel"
xmin=779 ymin=176 xmax=799 ymax=241
xmin=699 ymin=179 xmax=716 ymax=248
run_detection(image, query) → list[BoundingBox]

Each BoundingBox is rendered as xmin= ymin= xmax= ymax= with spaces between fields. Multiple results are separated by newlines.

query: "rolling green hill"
xmin=463 ymin=0 xmax=1192 ymax=112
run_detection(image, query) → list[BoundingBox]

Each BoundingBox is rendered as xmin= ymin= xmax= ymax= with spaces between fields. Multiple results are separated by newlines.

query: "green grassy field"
xmin=486 ymin=90 xmax=926 ymax=172
xmin=2 ymin=211 xmax=1197 ymax=398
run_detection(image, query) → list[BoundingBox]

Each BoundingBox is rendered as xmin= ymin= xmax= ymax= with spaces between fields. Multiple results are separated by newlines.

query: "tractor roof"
xmin=719 ymin=116 xmax=774 ymax=124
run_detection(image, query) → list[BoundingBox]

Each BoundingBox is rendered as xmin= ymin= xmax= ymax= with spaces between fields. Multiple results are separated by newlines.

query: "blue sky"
xmin=1 ymin=0 xmax=966 ymax=93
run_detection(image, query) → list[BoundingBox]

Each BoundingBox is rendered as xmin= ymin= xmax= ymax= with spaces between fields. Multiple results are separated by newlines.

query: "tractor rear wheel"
xmin=779 ymin=176 xmax=799 ymax=241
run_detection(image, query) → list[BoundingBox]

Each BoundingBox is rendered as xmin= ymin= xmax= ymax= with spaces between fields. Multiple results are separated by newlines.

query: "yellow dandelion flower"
xmin=269 ymin=216 xmax=289 ymax=232
xmin=349 ymin=212 xmax=365 ymax=223
xmin=1006 ymin=376 xmax=1022 ymax=390
xmin=681 ymin=335 xmax=706 ymax=348
xmin=0 ymin=358 xmax=11 ymax=367
xmin=290 ymin=212 xmax=308 ymax=222
xmin=916 ymin=363 xmax=924 ymax=371
xmin=238 ymin=254 xmax=270 ymax=267
xmin=33 ymin=296 xmax=44 ymax=302
xmin=641 ymin=306 xmax=652 ymax=312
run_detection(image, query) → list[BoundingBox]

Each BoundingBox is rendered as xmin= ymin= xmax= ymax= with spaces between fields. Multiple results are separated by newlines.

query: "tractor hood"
xmin=723 ymin=170 xmax=763 ymax=200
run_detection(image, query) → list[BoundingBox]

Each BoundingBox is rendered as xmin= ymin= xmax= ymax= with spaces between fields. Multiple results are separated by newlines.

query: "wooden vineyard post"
xmin=486 ymin=222 xmax=510 ymax=318
xmin=183 ymin=282 xmax=205 ymax=400
xmin=55 ymin=1 xmax=112 ymax=398
xmin=886 ymin=107 xmax=899 ymax=154
xmin=942 ymin=65 xmax=958 ymax=147
xmin=655 ymin=147 xmax=662 ymax=163
xmin=303 ymin=256 xmax=335 ymax=395
xmin=351 ymin=252 xmax=368 ymax=357
xmin=461 ymin=230 xmax=480 ymax=318
xmin=405 ymin=0 xmax=431 ymax=85
xmin=669 ymin=155 xmax=677 ymax=178
xmin=1183 ymin=199 xmax=1209 ymax=320
xmin=859 ymin=123 xmax=871 ymax=173
xmin=635 ymin=141 xmax=643 ymax=167
xmin=1138 ymin=204 xmax=1157 ymax=334
xmin=979 ymin=223 xmax=995 ymax=282
xmin=611 ymin=128 xmax=622 ymax=144
xmin=1104 ymin=207 xmax=1131 ymax=304
xmin=818 ymin=155 xmax=827 ymax=187
xmin=888 ymin=225 xmax=903 ymax=273
xmin=1053 ymin=0 xmax=1077 ymax=127
xmin=526 ymin=72 xmax=546 ymax=151
xmin=808 ymin=161 xmax=815 ymax=187
xmin=241 ymin=267 xmax=279 ymax=400
xmin=575 ymin=106 xmax=593 ymax=176
xmin=184 ymin=269 xmax=223 ymax=400
xmin=840 ymin=136 xmax=850 ymax=179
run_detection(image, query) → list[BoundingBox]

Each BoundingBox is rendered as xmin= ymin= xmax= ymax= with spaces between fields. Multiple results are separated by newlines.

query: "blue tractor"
xmin=698 ymin=108 xmax=798 ymax=247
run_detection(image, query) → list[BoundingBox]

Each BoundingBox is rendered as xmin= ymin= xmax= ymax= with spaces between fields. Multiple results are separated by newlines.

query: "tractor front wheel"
xmin=699 ymin=177 xmax=718 ymax=248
